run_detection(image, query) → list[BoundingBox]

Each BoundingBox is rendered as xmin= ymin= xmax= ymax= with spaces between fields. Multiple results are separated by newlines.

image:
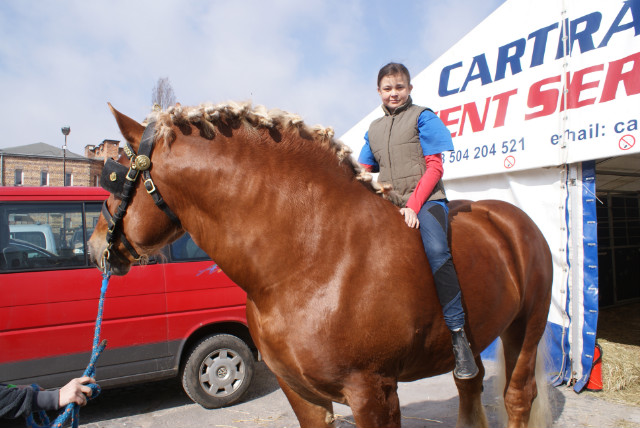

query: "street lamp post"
xmin=61 ymin=126 xmax=70 ymax=186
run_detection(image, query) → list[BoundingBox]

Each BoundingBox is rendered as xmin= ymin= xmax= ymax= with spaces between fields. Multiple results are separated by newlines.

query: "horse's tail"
xmin=494 ymin=339 xmax=553 ymax=428
xmin=529 ymin=338 xmax=553 ymax=428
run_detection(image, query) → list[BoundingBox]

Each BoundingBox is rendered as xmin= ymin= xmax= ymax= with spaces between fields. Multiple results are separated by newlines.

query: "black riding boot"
xmin=451 ymin=328 xmax=479 ymax=379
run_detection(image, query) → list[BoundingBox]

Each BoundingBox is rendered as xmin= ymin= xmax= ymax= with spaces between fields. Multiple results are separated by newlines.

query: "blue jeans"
xmin=417 ymin=201 xmax=465 ymax=331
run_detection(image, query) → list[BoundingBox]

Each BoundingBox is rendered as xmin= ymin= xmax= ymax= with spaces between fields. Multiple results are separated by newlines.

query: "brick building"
xmin=0 ymin=140 xmax=122 ymax=187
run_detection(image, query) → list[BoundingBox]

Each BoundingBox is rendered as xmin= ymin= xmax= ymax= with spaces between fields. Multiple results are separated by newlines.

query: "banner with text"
xmin=342 ymin=0 xmax=640 ymax=180
xmin=419 ymin=0 xmax=640 ymax=179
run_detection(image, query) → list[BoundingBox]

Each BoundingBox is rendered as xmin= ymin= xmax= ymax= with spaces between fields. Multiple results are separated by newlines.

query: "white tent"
xmin=340 ymin=0 xmax=640 ymax=391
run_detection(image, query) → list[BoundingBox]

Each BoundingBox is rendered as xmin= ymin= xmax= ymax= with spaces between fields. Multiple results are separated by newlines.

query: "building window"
xmin=41 ymin=171 xmax=49 ymax=186
xmin=65 ymin=173 xmax=73 ymax=186
xmin=14 ymin=169 xmax=23 ymax=186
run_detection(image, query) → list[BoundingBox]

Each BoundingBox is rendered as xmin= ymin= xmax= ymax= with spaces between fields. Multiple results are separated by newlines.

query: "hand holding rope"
xmin=26 ymin=272 xmax=110 ymax=428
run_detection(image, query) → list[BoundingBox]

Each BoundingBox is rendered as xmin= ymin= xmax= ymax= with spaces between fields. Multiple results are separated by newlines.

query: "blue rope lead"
xmin=26 ymin=272 xmax=111 ymax=428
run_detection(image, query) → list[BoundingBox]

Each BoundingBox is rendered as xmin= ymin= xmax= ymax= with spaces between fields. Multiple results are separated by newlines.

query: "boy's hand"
xmin=400 ymin=207 xmax=419 ymax=228
xmin=58 ymin=376 xmax=94 ymax=408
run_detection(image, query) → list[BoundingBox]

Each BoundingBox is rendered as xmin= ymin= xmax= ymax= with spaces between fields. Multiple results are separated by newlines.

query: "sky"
xmin=0 ymin=0 xmax=506 ymax=156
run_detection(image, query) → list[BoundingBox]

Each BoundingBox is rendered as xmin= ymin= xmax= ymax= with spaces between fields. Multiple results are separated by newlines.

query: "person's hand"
xmin=58 ymin=376 xmax=94 ymax=408
xmin=400 ymin=207 xmax=419 ymax=228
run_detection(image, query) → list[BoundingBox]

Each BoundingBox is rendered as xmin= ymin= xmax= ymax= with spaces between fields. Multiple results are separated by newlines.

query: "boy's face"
xmin=378 ymin=73 xmax=412 ymax=113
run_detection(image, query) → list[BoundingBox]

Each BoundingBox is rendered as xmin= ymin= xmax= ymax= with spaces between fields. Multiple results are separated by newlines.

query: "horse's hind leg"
xmin=500 ymin=318 xmax=545 ymax=428
xmin=454 ymin=355 xmax=489 ymax=428
xmin=276 ymin=377 xmax=336 ymax=428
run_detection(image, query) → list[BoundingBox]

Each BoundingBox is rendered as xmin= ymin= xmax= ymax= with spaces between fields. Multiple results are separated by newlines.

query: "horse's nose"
xmin=87 ymin=245 xmax=99 ymax=267
xmin=87 ymin=236 xmax=105 ymax=268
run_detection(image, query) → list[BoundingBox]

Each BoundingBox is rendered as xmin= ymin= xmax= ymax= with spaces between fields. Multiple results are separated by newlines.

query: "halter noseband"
xmin=99 ymin=120 xmax=181 ymax=271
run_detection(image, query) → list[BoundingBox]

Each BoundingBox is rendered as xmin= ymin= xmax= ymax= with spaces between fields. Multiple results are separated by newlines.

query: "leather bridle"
xmin=99 ymin=120 xmax=181 ymax=271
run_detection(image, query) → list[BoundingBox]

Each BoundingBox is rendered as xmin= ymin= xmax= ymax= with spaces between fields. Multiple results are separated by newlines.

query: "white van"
xmin=9 ymin=223 xmax=58 ymax=254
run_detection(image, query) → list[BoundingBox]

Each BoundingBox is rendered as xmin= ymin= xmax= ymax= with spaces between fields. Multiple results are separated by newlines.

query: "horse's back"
xmin=448 ymin=199 xmax=553 ymax=348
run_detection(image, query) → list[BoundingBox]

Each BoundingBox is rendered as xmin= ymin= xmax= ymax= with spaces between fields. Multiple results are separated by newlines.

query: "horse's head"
xmin=89 ymin=104 xmax=183 ymax=275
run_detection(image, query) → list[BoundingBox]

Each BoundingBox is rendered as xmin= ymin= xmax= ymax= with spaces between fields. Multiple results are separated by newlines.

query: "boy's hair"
xmin=377 ymin=63 xmax=411 ymax=88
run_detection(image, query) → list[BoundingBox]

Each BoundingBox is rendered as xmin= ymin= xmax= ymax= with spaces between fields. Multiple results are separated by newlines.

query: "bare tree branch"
xmin=151 ymin=77 xmax=177 ymax=111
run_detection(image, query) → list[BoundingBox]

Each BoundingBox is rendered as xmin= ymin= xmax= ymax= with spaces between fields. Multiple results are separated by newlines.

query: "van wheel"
xmin=181 ymin=334 xmax=254 ymax=408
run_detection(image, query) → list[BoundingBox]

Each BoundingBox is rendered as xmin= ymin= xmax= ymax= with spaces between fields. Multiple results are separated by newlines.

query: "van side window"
xmin=0 ymin=202 xmax=101 ymax=271
xmin=170 ymin=233 xmax=210 ymax=261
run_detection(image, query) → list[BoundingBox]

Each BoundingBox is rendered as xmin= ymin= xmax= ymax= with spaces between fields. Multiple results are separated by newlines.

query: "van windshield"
xmin=11 ymin=230 xmax=47 ymax=248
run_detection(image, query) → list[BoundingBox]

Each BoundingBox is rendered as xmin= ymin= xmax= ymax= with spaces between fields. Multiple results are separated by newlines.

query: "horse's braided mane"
xmin=146 ymin=102 xmax=394 ymax=197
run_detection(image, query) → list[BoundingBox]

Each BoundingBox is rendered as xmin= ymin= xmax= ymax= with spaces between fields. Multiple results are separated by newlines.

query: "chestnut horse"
xmin=89 ymin=102 xmax=552 ymax=428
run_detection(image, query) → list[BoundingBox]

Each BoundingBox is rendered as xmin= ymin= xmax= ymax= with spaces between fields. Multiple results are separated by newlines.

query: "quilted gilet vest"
xmin=368 ymin=99 xmax=447 ymax=207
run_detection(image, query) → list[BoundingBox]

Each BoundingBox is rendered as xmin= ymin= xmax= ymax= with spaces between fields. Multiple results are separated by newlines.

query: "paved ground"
xmin=3 ymin=362 xmax=639 ymax=428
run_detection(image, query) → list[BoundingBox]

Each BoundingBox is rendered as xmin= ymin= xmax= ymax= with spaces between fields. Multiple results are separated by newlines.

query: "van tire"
xmin=181 ymin=334 xmax=254 ymax=408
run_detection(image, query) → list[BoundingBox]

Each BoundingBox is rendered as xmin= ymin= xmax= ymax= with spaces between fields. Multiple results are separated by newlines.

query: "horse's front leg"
xmin=276 ymin=376 xmax=336 ymax=428
xmin=344 ymin=372 xmax=401 ymax=428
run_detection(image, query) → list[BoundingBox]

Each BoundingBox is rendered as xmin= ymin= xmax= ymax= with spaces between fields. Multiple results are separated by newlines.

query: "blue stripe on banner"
xmin=545 ymin=321 xmax=570 ymax=385
xmin=480 ymin=338 xmax=499 ymax=360
xmin=574 ymin=160 xmax=599 ymax=392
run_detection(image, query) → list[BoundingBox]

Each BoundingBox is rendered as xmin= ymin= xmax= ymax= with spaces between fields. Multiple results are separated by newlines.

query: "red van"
xmin=0 ymin=187 xmax=254 ymax=408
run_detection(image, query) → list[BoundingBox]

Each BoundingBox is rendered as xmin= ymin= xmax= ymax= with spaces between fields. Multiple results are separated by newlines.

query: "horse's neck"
xmin=165 ymin=133 xmax=347 ymax=294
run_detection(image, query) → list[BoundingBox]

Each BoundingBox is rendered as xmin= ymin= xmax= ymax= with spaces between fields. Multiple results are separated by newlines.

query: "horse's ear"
xmin=108 ymin=103 xmax=145 ymax=150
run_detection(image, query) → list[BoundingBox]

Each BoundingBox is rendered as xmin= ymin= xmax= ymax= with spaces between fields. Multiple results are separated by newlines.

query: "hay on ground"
xmin=585 ymin=339 xmax=640 ymax=406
